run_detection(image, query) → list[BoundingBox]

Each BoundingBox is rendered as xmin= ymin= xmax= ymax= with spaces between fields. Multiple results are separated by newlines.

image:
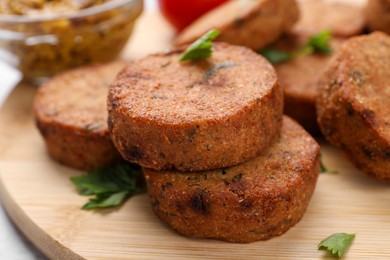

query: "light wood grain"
xmin=2 ymin=1 xmax=390 ymax=259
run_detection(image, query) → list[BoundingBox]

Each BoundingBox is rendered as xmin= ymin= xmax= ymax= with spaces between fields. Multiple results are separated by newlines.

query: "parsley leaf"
xmin=320 ymin=155 xmax=338 ymax=174
xmin=307 ymin=30 xmax=332 ymax=53
xmin=70 ymin=163 xmax=145 ymax=210
xmin=179 ymin=29 xmax=221 ymax=62
xmin=259 ymin=30 xmax=332 ymax=64
xmin=82 ymin=191 xmax=130 ymax=210
xmin=258 ymin=49 xmax=291 ymax=64
xmin=318 ymin=233 xmax=355 ymax=259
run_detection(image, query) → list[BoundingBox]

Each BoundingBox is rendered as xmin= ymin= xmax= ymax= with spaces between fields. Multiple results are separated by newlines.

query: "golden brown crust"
xmin=108 ymin=43 xmax=283 ymax=171
xmin=174 ymin=0 xmax=299 ymax=50
xmin=317 ymin=32 xmax=390 ymax=181
xmin=294 ymin=0 xmax=366 ymax=38
xmin=270 ymin=0 xmax=366 ymax=133
xmin=273 ymin=35 xmax=344 ymax=135
xmin=143 ymin=117 xmax=320 ymax=243
xmin=366 ymin=0 xmax=390 ymax=34
xmin=33 ymin=61 xmax=126 ymax=170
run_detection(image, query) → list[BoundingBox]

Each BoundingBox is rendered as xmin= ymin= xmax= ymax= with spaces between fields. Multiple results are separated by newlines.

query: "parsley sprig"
xmin=179 ymin=29 xmax=221 ymax=62
xmin=318 ymin=233 xmax=355 ymax=259
xmin=259 ymin=30 xmax=332 ymax=64
xmin=307 ymin=30 xmax=332 ymax=53
xmin=70 ymin=163 xmax=145 ymax=210
xmin=320 ymin=154 xmax=338 ymax=174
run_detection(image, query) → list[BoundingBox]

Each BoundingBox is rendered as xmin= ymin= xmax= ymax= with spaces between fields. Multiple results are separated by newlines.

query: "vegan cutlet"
xmin=34 ymin=61 xmax=126 ymax=170
xmin=317 ymin=32 xmax=390 ymax=181
xmin=144 ymin=117 xmax=320 ymax=243
xmin=175 ymin=0 xmax=299 ymax=50
xmin=108 ymin=43 xmax=283 ymax=171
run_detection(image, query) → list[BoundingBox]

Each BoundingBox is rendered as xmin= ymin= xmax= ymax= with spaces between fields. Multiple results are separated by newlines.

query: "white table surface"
xmin=0 ymin=1 xmax=157 ymax=259
xmin=0 ymin=204 xmax=47 ymax=260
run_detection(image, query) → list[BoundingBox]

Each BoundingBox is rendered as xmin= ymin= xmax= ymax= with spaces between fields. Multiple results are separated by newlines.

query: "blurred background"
xmin=0 ymin=2 xmax=157 ymax=259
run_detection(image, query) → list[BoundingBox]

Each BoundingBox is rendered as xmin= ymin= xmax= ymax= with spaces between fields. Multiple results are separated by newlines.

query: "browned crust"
xmin=284 ymin=93 xmax=319 ymax=135
xmin=366 ymin=0 xmax=390 ymax=34
xmin=273 ymin=35 xmax=343 ymax=135
xmin=33 ymin=62 xmax=126 ymax=170
xmin=294 ymin=0 xmax=366 ymax=38
xmin=143 ymin=117 xmax=320 ymax=243
xmin=317 ymin=32 xmax=390 ymax=181
xmin=108 ymin=43 xmax=283 ymax=171
xmin=174 ymin=0 xmax=299 ymax=50
xmin=35 ymin=121 xmax=120 ymax=170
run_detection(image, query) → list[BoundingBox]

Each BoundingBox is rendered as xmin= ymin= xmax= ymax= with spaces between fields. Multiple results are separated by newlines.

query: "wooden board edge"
xmin=0 ymin=173 xmax=83 ymax=260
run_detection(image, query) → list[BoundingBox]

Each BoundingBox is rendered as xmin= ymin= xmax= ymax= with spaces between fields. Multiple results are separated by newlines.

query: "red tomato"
xmin=158 ymin=0 xmax=228 ymax=31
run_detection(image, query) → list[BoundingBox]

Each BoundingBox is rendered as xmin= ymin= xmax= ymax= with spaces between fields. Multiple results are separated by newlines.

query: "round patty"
xmin=294 ymin=0 xmax=365 ymax=38
xmin=317 ymin=32 xmax=390 ymax=181
xmin=273 ymin=34 xmax=343 ymax=135
xmin=34 ymin=61 xmax=126 ymax=170
xmin=108 ymin=43 xmax=283 ymax=171
xmin=366 ymin=0 xmax=390 ymax=34
xmin=174 ymin=0 xmax=299 ymax=50
xmin=143 ymin=117 xmax=320 ymax=243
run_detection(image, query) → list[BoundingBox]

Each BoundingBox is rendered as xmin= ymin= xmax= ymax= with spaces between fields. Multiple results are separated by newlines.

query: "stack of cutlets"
xmin=33 ymin=0 xmax=322 ymax=243
xmin=32 ymin=0 xmax=390 ymax=244
xmin=108 ymin=43 xmax=320 ymax=243
xmin=34 ymin=45 xmax=321 ymax=243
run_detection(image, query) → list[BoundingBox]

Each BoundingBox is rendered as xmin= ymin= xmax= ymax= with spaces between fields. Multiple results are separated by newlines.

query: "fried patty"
xmin=366 ymin=0 xmax=390 ymax=34
xmin=174 ymin=0 xmax=299 ymax=50
xmin=34 ymin=61 xmax=126 ymax=170
xmin=273 ymin=34 xmax=343 ymax=135
xmin=143 ymin=117 xmax=320 ymax=243
xmin=108 ymin=43 xmax=283 ymax=171
xmin=317 ymin=32 xmax=390 ymax=181
xmin=294 ymin=0 xmax=365 ymax=38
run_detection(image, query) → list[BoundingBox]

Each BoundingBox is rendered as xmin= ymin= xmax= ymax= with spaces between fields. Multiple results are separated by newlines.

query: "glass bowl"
xmin=0 ymin=0 xmax=143 ymax=82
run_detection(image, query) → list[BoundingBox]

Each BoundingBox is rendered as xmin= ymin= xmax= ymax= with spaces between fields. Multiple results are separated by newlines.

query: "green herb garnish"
xmin=259 ymin=30 xmax=332 ymax=64
xmin=320 ymin=155 xmax=338 ymax=174
xmin=258 ymin=49 xmax=291 ymax=64
xmin=307 ymin=30 xmax=332 ymax=53
xmin=179 ymin=29 xmax=221 ymax=62
xmin=318 ymin=233 xmax=355 ymax=259
xmin=70 ymin=163 xmax=145 ymax=210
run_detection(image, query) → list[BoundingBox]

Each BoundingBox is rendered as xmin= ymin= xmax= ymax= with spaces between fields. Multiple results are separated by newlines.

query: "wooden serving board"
xmin=2 ymin=2 xmax=390 ymax=259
